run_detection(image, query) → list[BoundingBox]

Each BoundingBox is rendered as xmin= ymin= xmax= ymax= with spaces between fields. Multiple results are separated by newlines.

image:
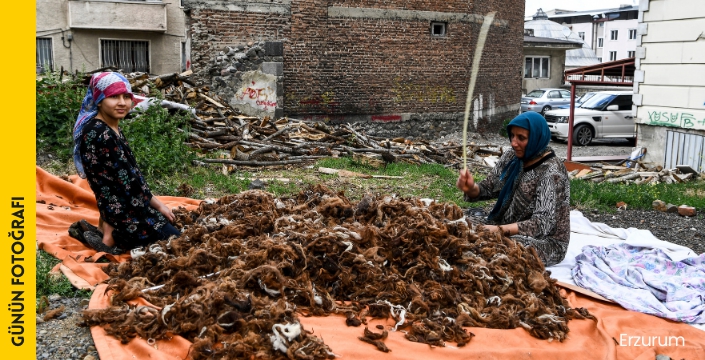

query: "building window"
xmin=610 ymin=30 xmax=618 ymax=40
xmin=597 ymin=57 xmax=602 ymax=62
xmin=100 ymin=40 xmax=150 ymax=73
xmin=598 ymin=37 xmax=604 ymax=48
xmin=629 ymin=29 xmax=637 ymax=39
xmin=628 ymin=50 xmax=635 ymax=58
xmin=609 ymin=51 xmax=617 ymax=61
xmin=36 ymin=38 xmax=54 ymax=74
xmin=524 ymin=56 xmax=550 ymax=78
xmin=578 ymin=32 xmax=585 ymax=40
xmin=431 ymin=22 xmax=447 ymax=37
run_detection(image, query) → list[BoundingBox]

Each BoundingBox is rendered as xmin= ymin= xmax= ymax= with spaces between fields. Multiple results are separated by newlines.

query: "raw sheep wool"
xmin=82 ymin=185 xmax=594 ymax=359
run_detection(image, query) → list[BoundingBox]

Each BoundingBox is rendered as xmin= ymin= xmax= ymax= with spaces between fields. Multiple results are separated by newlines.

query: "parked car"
xmin=520 ymin=88 xmax=573 ymax=115
xmin=544 ymin=91 xmax=635 ymax=146
xmin=554 ymin=92 xmax=597 ymax=110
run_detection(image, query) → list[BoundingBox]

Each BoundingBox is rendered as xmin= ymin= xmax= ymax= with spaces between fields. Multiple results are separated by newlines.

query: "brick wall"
xmin=186 ymin=0 xmax=524 ymax=135
xmin=189 ymin=8 xmax=290 ymax=81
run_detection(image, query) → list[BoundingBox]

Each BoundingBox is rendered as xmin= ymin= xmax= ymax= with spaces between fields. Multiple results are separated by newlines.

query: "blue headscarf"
xmin=487 ymin=112 xmax=551 ymax=221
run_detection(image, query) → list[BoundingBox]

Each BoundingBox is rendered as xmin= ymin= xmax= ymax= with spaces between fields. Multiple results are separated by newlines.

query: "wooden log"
xmin=605 ymin=173 xmax=640 ymax=183
xmin=202 ymin=158 xmax=319 ymax=166
xmin=199 ymin=93 xmax=226 ymax=108
xmin=263 ymin=126 xmax=291 ymax=141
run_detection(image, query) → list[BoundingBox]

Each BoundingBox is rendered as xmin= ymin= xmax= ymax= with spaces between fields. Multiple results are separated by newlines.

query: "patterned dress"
xmin=79 ymin=117 xmax=169 ymax=248
xmin=465 ymin=147 xmax=571 ymax=266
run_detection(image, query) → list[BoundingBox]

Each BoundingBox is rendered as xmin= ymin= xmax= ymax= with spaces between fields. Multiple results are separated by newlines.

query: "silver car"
xmin=520 ymin=88 xmax=573 ymax=115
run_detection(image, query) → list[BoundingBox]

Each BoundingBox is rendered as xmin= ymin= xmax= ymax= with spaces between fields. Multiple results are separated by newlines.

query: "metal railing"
xmin=100 ymin=40 xmax=150 ymax=73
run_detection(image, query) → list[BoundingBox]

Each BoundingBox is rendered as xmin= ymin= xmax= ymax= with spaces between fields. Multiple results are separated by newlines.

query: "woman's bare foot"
xmin=101 ymin=221 xmax=116 ymax=247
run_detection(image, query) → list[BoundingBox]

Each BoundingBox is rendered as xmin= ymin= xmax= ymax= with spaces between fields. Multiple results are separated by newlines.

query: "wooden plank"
xmin=575 ymin=169 xmax=592 ymax=178
xmin=571 ymin=155 xmax=627 ymax=162
xmin=338 ymin=170 xmax=372 ymax=179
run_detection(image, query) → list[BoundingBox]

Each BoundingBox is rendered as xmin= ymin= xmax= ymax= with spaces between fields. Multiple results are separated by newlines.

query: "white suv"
xmin=544 ymin=91 xmax=635 ymax=146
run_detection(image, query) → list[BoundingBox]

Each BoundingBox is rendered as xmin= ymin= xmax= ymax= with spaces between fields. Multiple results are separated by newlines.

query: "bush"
xmin=36 ymin=72 xmax=86 ymax=161
xmin=121 ymin=104 xmax=194 ymax=189
xmin=36 ymin=71 xmax=195 ymax=192
xmin=498 ymin=118 xmax=512 ymax=138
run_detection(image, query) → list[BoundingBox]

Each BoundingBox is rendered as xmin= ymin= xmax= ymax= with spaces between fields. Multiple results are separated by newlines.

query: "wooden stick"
xmin=462 ymin=11 xmax=496 ymax=171
xmin=202 ymin=159 xmax=313 ymax=166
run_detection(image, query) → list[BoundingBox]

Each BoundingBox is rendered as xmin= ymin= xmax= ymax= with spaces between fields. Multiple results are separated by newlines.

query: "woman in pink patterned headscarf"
xmin=71 ymin=72 xmax=179 ymax=254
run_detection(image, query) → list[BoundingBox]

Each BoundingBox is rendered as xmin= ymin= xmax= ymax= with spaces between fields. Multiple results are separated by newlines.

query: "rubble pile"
xmin=82 ymin=186 xmax=594 ymax=359
xmin=568 ymin=163 xmax=702 ymax=185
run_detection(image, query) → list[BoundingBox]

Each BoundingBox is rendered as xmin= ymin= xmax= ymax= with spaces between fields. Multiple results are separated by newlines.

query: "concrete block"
xmin=264 ymin=41 xmax=284 ymax=56
xmin=262 ymin=62 xmax=284 ymax=76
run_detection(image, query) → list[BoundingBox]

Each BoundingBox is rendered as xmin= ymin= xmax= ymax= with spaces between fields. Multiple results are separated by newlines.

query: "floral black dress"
xmin=79 ymin=117 xmax=168 ymax=248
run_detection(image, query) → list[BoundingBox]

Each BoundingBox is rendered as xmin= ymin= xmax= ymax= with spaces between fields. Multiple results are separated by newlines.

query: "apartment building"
xmin=36 ymin=0 xmax=188 ymax=75
xmin=548 ymin=5 xmax=639 ymax=63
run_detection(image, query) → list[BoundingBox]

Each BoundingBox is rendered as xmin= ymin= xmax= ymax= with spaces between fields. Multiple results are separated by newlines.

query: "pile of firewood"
xmin=78 ymin=68 xmax=500 ymax=170
xmin=568 ymin=163 xmax=701 ymax=185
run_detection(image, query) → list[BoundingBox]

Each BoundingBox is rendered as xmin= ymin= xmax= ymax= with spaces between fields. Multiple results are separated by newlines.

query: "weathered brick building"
xmin=186 ymin=0 xmax=524 ymax=137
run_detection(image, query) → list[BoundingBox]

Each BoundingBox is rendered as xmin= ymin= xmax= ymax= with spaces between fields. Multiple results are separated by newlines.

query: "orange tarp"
xmin=36 ymin=166 xmax=705 ymax=360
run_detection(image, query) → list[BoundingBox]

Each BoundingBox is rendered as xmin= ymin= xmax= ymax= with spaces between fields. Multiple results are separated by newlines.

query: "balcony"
xmin=68 ymin=0 xmax=167 ymax=32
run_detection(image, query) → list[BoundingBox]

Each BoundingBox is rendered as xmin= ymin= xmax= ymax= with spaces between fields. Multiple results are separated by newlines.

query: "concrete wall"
xmin=634 ymin=0 xmax=705 ymax=166
xmin=36 ymin=0 xmax=187 ymax=74
xmin=186 ymin=0 xmax=524 ymax=137
xmin=522 ymin=47 xmax=567 ymax=94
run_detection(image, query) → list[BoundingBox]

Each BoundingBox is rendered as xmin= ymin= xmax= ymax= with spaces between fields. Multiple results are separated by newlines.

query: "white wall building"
xmin=36 ymin=0 xmax=189 ymax=75
xmin=633 ymin=0 xmax=705 ymax=172
xmin=545 ymin=5 xmax=639 ymax=63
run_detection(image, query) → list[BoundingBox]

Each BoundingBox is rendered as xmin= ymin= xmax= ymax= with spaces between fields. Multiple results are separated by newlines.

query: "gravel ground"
xmin=36 ymin=296 xmax=98 ymax=360
xmin=36 ymin=132 xmax=702 ymax=360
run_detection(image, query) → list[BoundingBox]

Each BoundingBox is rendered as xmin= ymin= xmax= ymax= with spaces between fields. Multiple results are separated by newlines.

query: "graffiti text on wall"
xmin=235 ymin=80 xmax=277 ymax=111
xmin=640 ymin=107 xmax=705 ymax=131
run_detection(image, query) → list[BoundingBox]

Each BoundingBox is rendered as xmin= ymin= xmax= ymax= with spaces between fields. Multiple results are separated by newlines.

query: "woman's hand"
xmin=158 ymin=204 xmax=175 ymax=223
xmin=150 ymin=197 xmax=175 ymax=223
xmin=483 ymin=225 xmax=500 ymax=233
xmin=456 ymin=169 xmax=479 ymax=198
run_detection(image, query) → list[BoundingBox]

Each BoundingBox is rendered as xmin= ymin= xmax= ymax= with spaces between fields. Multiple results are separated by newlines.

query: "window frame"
xmin=609 ymin=51 xmax=617 ymax=61
xmin=610 ymin=29 xmax=618 ymax=41
xmin=627 ymin=50 xmax=635 ymax=58
xmin=431 ymin=22 xmax=447 ymax=37
xmin=597 ymin=37 xmax=604 ymax=48
xmin=578 ymin=32 xmax=585 ymax=40
xmin=628 ymin=29 xmax=637 ymax=40
xmin=523 ymin=56 xmax=550 ymax=79
xmin=99 ymin=38 xmax=151 ymax=73
xmin=36 ymin=37 xmax=54 ymax=74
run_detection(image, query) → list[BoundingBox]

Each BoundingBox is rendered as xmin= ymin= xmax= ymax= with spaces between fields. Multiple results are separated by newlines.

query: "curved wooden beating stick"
xmin=463 ymin=12 xmax=496 ymax=171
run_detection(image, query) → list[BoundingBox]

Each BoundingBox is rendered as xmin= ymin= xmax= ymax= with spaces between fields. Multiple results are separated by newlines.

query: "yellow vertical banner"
xmin=2 ymin=1 xmax=37 ymax=358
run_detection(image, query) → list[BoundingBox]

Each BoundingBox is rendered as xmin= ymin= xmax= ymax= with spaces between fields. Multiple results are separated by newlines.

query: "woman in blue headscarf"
xmin=456 ymin=112 xmax=570 ymax=266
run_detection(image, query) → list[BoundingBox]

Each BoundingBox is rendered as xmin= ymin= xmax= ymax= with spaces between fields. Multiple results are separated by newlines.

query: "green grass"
xmin=571 ymin=179 xmax=705 ymax=212
xmin=36 ymin=250 xmax=91 ymax=307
